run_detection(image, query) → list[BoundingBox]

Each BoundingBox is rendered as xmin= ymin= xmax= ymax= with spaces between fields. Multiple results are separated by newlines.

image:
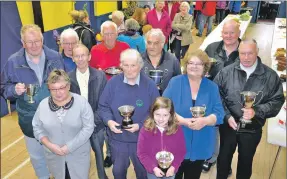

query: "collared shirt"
xmin=240 ymin=59 xmax=258 ymax=80
xmin=62 ymin=52 xmax=76 ymax=73
xmin=25 ymin=50 xmax=45 ymax=85
xmin=76 ymin=68 xmax=90 ymax=100
xmin=123 ymin=74 xmax=140 ymax=86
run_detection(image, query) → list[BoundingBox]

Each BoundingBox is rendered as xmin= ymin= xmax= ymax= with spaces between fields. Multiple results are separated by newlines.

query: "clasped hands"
xmin=46 ymin=143 xmax=69 ymax=156
xmin=153 ymin=166 xmax=175 ymax=178
xmin=185 ymin=117 xmax=208 ymax=130
xmin=107 ymin=120 xmax=139 ymax=134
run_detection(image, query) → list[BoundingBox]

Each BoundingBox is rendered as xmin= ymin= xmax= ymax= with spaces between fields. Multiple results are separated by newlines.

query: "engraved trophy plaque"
xmin=118 ymin=105 xmax=135 ymax=129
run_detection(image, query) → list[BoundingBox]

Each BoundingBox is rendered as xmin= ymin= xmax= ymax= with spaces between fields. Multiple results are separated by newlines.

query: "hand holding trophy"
xmin=155 ymin=151 xmax=174 ymax=175
xmin=118 ymin=105 xmax=135 ymax=129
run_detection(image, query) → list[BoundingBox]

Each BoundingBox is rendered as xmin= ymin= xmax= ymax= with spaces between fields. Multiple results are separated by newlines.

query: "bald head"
xmin=222 ymin=19 xmax=241 ymax=46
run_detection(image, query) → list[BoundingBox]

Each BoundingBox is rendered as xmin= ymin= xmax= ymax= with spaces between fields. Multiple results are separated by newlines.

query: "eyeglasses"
xmin=62 ymin=42 xmax=77 ymax=46
xmin=187 ymin=61 xmax=204 ymax=67
xmin=122 ymin=64 xmax=138 ymax=69
xmin=147 ymin=41 xmax=162 ymax=46
xmin=49 ymin=84 xmax=68 ymax=93
xmin=103 ymin=33 xmax=116 ymax=37
xmin=73 ymin=54 xmax=89 ymax=60
xmin=24 ymin=40 xmax=42 ymax=47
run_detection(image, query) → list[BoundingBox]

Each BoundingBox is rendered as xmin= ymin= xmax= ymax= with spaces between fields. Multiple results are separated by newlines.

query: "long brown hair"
xmin=144 ymin=97 xmax=178 ymax=135
xmin=132 ymin=8 xmax=146 ymax=25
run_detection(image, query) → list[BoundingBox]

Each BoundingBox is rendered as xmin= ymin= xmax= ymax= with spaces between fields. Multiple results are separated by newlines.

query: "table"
xmin=199 ymin=14 xmax=252 ymax=50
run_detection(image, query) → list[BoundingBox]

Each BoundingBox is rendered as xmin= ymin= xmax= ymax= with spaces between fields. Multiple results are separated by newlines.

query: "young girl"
xmin=137 ymin=97 xmax=186 ymax=179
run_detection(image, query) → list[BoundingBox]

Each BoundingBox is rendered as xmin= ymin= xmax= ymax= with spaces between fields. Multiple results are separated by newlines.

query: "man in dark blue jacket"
xmin=1 ymin=24 xmax=64 ymax=179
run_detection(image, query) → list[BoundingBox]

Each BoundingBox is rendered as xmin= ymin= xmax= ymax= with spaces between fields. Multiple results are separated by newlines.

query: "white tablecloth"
xmin=199 ymin=14 xmax=252 ymax=50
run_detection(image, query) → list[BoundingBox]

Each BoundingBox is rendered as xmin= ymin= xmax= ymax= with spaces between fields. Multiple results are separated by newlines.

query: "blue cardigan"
xmin=117 ymin=33 xmax=146 ymax=53
xmin=163 ymin=75 xmax=224 ymax=161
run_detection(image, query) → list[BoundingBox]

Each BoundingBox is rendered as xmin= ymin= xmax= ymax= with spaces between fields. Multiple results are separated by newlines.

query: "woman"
xmin=98 ymin=49 xmax=160 ymax=179
xmin=163 ymin=50 xmax=224 ymax=179
xmin=32 ymin=69 xmax=94 ymax=179
xmin=117 ymin=18 xmax=146 ymax=53
xmin=69 ymin=10 xmax=96 ymax=51
xmin=171 ymin=2 xmax=193 ymax=61
xmin=137 ymin=97 xmax=186 ymax=179
xmin=132 ymin=8 xmax=147 ymax=35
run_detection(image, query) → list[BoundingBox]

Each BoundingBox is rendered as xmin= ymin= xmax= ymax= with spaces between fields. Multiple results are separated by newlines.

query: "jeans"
xmin=147 ymin=172 xmax=175 ymax=179
xmin=90 ymin=128 xmax=108 ymax=179
xmin=24 ymin=135 xmax=50 ymax=179
xmin=174 ymin=38 xmax=190 ymax=61
xmin=216 ymin=9 xmax=226 ymax=24
xmin=198 ymin=14 xmax=214 ymax=36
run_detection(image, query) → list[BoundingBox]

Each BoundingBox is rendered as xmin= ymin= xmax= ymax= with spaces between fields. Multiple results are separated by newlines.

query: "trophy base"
xmin=27 ymin=100 xmax=35 ymax=104
xmin=122 ymin=120 xmax=133 ymax=129
xmin=158 ymin=165 xmax=169 ymax=174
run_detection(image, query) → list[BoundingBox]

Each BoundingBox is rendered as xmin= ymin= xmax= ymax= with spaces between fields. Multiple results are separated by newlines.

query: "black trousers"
xmin=174 ymin=39 xmax=190 ymax=61
xmin=65 ymin=162 xmax=71 ymax=179
xmin=217 ymin=124 xmax=262 ymax=179
xmin=175 ymin=159 xmax=204 ymax=179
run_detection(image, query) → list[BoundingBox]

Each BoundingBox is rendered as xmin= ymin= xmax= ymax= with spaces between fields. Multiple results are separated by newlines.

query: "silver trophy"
xmin=238 ymin=91 xmax=263 ymax=127
xmin=26 ymin=84 xmax=39 ymax=103
xmin=190 ymin=106 xmax=206 ymax=118
xmin=156 ymin=151 xmax=174 ymax=174
xmin=149 ymin=70 xmax=164 ymax=87
xmin=118 ymin=105 xmax=135 ymax=129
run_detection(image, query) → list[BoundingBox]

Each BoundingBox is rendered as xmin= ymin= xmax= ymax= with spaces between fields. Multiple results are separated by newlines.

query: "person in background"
xmin=110 ymin=10 xmax=126 ymax=35
xmin=171 ymin=1 xmax=193 ymax=61
xmin=214 ymin=39 xmax=284 ymax=179
xmin=227 ymin=1 xmax=242 ymax=15
xmin=69 ymin=10 xmax=96 ymax=51
xmin=215 ymin=1 xmax=227 ymax=25
xmin=1 ymin=24 xmax=64 ymax=179
xmin=69 ymin=44 xmax=108 ymax=179
xmin=141 ymin=29 xmax=181 ymax=94
xmin=32 ymin=69 xmax=94 ymax=179
xmin=142 ymin=24 xmax=153 ymax=42
xmin=193 ymin=1 xmax=202 ymax=29
xmin=60 ymin=28 xmax=79 ymax=72
xmin=147 ymin=0 xmax=172 ymax=50
xmin=164 ymin=1 xmax=180 ymax=22
xmin=132 ymin=8 xmax=147 ymax=35
xmin=196 ymin=1 xmax=217 ymax=37
xmin=163 ymin=50 xmax=224 ymax=179
xmin=118 ymin=18 xmax=146 ymax=53
xmin=137 ymin=97 xmax=186 ymax=179
xmin=99 ymin=49 xmax=160 ymax=179
xmin=139 ymin=1 xmax=155 ymax=10
xmin=143 ymin=4 xmax=152 ymax=14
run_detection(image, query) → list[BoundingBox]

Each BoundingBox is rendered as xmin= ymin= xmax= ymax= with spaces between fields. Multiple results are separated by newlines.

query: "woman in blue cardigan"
xmin=163 ymin=49 xmax=224 ymax=179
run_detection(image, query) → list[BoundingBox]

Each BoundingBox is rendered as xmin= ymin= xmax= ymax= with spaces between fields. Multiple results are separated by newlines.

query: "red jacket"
xmin=194 ymin=1 xmax=203 ymax=10
xmin=147 ymin=8 xmax=172 ymax=39
xmin=163 ymin=2 xmax=180 ymax=21
xmin=201 ymin=1 xmax=217 ymax=16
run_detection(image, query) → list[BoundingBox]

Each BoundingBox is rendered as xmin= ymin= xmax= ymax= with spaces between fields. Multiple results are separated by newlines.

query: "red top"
xmin=90 ymin=41 xmax=130 ymax=79
xmin=163 ymin=2 xmax=180 ymax=21
xmin=201 ymin=1 xmax=217 ymax=16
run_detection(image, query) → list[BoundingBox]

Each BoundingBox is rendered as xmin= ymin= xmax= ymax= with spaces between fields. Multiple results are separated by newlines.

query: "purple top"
xmin=137 ymin=126 xmax=186 ymax=173
xmin=216 ymin=1 xmax=227 ymax=9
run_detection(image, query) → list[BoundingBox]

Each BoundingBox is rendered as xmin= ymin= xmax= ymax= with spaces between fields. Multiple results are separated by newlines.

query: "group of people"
xmin=1 ymin=1 xmax=285 ymax=179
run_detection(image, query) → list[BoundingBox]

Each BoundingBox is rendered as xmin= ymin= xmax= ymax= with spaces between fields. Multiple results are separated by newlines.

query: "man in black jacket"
xmin=69 ymin=44 xmax=108 ymax=179
xmin=214 ymin=39 xmax=285 ymax=179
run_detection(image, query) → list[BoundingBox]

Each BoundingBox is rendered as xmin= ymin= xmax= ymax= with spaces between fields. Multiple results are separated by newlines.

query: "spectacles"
xmin=49 ymin=84 xmax=68 ymax=93
xmin=103 ymin=33 xmax=116 ymax=37
xmin=122 ymin=64 xmax=138 ymax=69
xmin=187 ymin=61 xmax=204 ymax=67
xmin=73 ymin=54 xmax=89 ymax=60
xmin=147 ymin=41 xmax=162 ymax=46
xmin=24 ymin=40 xmax=42 ymax=47
xmin=62 ymin=42 xmax=77 ymax=46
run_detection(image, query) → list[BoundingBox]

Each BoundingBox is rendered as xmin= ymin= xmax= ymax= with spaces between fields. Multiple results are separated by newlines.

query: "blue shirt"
xmin=62 ymin=52 xmax=76 ymax=73
xmin=163 ymin=75 xmax=224 ymax=161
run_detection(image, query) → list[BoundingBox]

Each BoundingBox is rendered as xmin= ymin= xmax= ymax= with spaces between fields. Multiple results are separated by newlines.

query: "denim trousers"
xmin=198 ymin=14 xmax=214 ymax=35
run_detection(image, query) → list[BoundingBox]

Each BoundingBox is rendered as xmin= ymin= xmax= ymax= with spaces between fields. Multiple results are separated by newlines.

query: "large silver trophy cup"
xmin=190 ymin=106 xmax=206 ymax=118
xmin=238 ymin=91 xmax=263 ymax=127
xmin=149 ymin=70 xmax=164 ymax=87
xmin=118 ymin=105 xmax=135 ymax=129
xmin=156 ymin=151 xmax=174 ymax=174
xmin=26 ymin=84 xmax=39 ymax=103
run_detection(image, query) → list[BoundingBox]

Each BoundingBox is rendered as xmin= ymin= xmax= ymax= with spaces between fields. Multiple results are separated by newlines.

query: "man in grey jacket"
xmin=69 ymin=44 xmax=108 ymax=179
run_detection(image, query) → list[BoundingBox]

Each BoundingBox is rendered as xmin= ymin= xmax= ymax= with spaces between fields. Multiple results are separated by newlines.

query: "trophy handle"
xmin=253 ymin=91 xmax=263 ymax=106
xmin=236 ymin=90 xmax=244 ymax=106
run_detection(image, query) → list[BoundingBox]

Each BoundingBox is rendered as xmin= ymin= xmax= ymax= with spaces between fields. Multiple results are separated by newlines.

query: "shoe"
xmin=202 ymin=160 xmax=216 ymax=172
xmin=228 ymin=169 xmax=232 ymax=177
xmin=104 ymin=156 xmax=112 ymax=168
xmin=196 ymin=33 xmax=202 ymax=37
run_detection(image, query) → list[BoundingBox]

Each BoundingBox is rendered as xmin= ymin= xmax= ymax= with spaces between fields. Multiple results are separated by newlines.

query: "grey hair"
xmin=112 ymin=10 xmax=125 ymax=21
xmin=239 ymin=39 xmax=259 ymax=51
xmin=180 ymin=2 xmax=190 ymax=12
xmin=125 ymin=18 xmax=140 ymax=31
xmin=120 ymin=49 xmax=144 ymax=69
xmin=20 ymin=24 xmax=43 ymax=41
xmin=60 ymin=28 xmax=79 ymax=44
xmin=145 ymin=28 xmax=166 ymax=44
xmin=101 ymin=21 xmax=118 ymax=35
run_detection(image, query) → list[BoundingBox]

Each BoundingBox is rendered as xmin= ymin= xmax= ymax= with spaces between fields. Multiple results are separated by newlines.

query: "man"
xmin=214 ymin=39 xmax=284 ymax=179
xmin=90 ymin=21 xmax=130 ymax=79
xmin=141 ymin=28 xmax=181 ymax=94
xmin=60 ymin=28 xmax=79 ymax=72
xmin=1 ymin=24 xmax=64 ymax=179
xmin=205 ymin=19 xmax=241 ymax=80
xmin=69 ymin=44 xmax=108 ymax=179
xmin=109 ymin=10 xmax=126 ymax=34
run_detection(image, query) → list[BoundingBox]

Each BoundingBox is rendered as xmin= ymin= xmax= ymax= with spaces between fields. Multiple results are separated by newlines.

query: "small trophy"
xmin=190 ymin=106 xmax=206 ymax=118
xmin=118 ymin=105 xmax=135 ymax=129
xmin=238 ymin=91 xmax=263 ymax=128
xmin=149 ymin=70 xmax=164 ymax=94
xmin=156 ymin=151 xmax=174 ymax=175
xmin=26 ymin=84 xmax=39 ymax=103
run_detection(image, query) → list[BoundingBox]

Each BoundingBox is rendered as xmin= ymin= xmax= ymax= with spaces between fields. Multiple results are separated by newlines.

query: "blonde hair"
xmin=69 ymin=10 xmax=88 ymax=23
xmin=20 ymin=24 xmax=43 ymax=40
xmin=144 ymin=97 xmax=178 ymax=135
xmin=132 ymin=8 xmax=146 ymax=25
xmin=142 ymin=24 xmax=153 ymax=35
xmin=47 ymin=69 xmax=70 ymax=85
xmin=182 ymin=50 xmax=211 ymax=76
xmin=180 ymin=2 xmax=191 ymax=12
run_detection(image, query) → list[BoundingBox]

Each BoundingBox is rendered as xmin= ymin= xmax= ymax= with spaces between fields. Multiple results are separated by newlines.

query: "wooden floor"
xmin=1 ymin=22 xmax=286 ymax=179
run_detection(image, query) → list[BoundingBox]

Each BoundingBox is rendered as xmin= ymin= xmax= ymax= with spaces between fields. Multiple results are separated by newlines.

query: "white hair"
xmin=100 ymin=21 xmax=118 ymax=35
xmin=145 ymin=28 xmax=166 ymax=44
xmin=111 ymin=10 xmax=125 ymax=21
xmin=180 ymin=2 xmax=191 ymax=12
xmin=60 ymin=28 xmax=79 ymax=44
xmin=239 ymin=39 xmax=259 ymax=51
xmin=120 ymin=49 xmax=144 ymax=68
